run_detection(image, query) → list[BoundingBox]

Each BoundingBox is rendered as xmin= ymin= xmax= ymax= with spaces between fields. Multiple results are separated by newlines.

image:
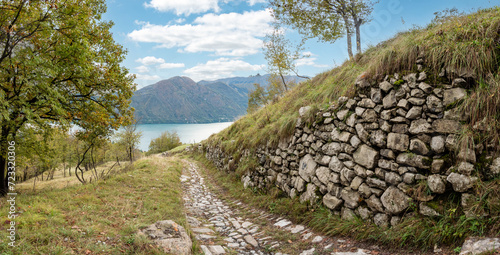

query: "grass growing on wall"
xmin=207 ymin=7 xmax=500 ymax=156
xmin=199 ymin=6 xmax=500 ymax=252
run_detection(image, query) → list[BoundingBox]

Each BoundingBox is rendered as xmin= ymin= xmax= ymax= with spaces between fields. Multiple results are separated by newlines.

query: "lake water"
xmin=136 ymin=122 xmax=233 ymax=151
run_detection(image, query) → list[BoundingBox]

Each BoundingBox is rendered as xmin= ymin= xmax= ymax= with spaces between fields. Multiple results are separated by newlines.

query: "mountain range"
xmin=131 ymin=74 xmax=305 ymax=124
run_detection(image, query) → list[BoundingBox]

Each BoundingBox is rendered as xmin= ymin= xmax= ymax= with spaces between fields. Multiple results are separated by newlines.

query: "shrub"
xmin=147 ymin=131 xmax=182 ymax=155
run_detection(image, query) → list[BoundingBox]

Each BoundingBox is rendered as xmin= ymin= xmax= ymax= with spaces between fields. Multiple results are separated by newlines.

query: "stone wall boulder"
xmin=380 ymin=187 xmax=411 ymax=215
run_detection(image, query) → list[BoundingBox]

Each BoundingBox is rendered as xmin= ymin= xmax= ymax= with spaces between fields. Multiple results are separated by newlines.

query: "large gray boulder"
xmin=380 ymin=186 xmax=411 ymax=214
xmin=299 ymin=154 xmax=317 ymax=182
xmin=138 ymin=220 xmax=192 ymax=255
xmin=447 ymin=173 xmax=475 ymax=192
xmin=459 ymin=237 xmax=500 ymax=255
xmin=443 ymin=88 xmax=467 ymax=106
xmin=396 ymin=153 xmax=431 ymax=169
xmin=488 ymin=157 xmax=500 ymax=178
xmin=432 ymin=119 xmax=461 ymax=134
xmin=383 ymin=90 xmax=397 ymax=108
xmin=430 ymin=136 xmax=446 ymax=153
xmin=315 ymin=166 xmax=331 ymax=185
xmin=341 ymin=188 xmax=360 ymax=209
xmin=300 ymin=183 xmax=318 ymax=204
xmin=427 ymin=175 xmax=446 ymax=194
xmin=353 ymin=145 xmax=379 ymax=169
xmin=409 ymin=119 xmax=433 ymax=134
xmin=323 ymin=193 xmax=343 ymax=210
xmin=328 ymin=156 xmax=344 ymax=173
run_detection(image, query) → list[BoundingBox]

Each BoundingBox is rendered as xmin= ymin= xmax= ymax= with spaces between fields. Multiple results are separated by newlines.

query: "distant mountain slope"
xmin=199 ymin=74 xmax=306 ymax=94
xmin=131 ymin=76 xmax=246 ymax=124
xmin=131 ymin=75 xmax=307 ymax=124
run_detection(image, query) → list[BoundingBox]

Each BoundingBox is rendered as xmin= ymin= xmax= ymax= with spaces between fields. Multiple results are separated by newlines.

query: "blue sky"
xmin=102 ymin=0 xmax=498 ymax=89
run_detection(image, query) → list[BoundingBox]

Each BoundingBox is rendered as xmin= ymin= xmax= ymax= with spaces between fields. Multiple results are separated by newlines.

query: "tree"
xmin=263 ymin=22 xmax=304 ymax=91
xmin=0 ymin=0 xmax=135 ymax=195
xmin=247 ymin=83 xmax=268 ymax=114
xmin=247 ymin=75 xmax=298 ymax=114
xmin=116 ymin=123 xmax=142 ymax=162
xmin=270 ymin=0 xmax=375 ymax=59
xmin=147 ymin=131 xmax=182 ymax=155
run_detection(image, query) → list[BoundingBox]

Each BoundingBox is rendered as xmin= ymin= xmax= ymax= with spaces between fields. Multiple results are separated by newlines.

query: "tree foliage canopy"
xmin=263 ymin=23 xmax=304 ymax=91
xmin=0 ymin=0 xmax=136 ymax=194
xmin=270 ymin=0 xmax=375 ymax=58
xmin=148 ymin=131 xmax=182 ymax=155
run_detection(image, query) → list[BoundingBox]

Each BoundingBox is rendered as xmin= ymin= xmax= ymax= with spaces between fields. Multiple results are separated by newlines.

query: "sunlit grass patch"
xmin=0 ymin=157 xmax=186 ymax=254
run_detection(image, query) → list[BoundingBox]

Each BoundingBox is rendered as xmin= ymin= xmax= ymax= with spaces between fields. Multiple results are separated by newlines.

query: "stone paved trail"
xmin=180 ymin=159 xmax=396 ymax=255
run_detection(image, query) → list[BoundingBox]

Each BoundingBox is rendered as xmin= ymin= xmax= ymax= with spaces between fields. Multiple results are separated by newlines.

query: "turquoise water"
xmin=136 ymin=122 xmax=233 ymax=151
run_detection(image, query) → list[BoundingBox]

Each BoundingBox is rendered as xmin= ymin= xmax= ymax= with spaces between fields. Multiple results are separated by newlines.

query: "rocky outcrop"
xmin=201 ymin=57 xmax=500 ymax=227
xmin=459 ymin=237 xmax=500 ymax=255
xmin=138 ymin=220 xmax=192 ymax=255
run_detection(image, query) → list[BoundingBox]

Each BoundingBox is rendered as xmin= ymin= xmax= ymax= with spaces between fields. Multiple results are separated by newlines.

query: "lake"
xmin=136 ymin=122 xmax=233 ymax=151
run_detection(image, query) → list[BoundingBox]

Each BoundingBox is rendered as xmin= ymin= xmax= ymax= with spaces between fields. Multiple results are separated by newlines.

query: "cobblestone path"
xmin=181 ymin=159 xmax=390 ymax=255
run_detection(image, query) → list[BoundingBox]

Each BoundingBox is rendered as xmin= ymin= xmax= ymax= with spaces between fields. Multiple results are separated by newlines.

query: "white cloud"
xmin=144 ymin=0 xmax=220 ymax=16
xmin=128 ymin=10 xmax=273 ymax=57
xmin=134 ymin=73 xmax=161 ymax=81
xmin=184 ymin=58 xmax=264 ymax=81
xmin=247 ymin=0 xmax=266 ymax=6
xmin=136 ymin=56 xmax=165 ymax=65
xmin=174 ymin=18 xmax=186 ymax=23
xmin=296 ymin=52 xmax=329 ymax=68
xmin=135 ymin=65 xmax=150 ymax=73
xmin=159 ymin=63 xmax=185 ymax=69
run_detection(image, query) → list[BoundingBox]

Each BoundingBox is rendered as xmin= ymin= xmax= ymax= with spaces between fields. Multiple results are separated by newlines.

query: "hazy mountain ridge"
xmin=131 ymin=75 xmax=306 ymax=124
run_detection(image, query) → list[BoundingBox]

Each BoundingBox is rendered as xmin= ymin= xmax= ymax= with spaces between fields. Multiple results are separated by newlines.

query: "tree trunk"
xmin=355 ymin=21 xmax=361 ymax=54
xmin=352 ymin=10 xmax=362 ymax=55
xmin=279 ymin=73 xmax=288 ymax=91
xmin=0 ymin=153 xmax=7 ymax=196
xmin=0 ymin=128 xmax=10 ymax=195
xmin=349 ymin=1 xmax=362 ymax=55
xmin=342 ymin=15 xmax=353 ymax=59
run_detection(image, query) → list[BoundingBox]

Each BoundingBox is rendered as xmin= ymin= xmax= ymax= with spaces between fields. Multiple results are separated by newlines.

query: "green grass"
xmin=0 ymin=157 xmax=187 ymax=254
xmin=168 ymin=144 xmax=192 ymax=154
xmin=206 ymin=7 xmax=500 ymax=156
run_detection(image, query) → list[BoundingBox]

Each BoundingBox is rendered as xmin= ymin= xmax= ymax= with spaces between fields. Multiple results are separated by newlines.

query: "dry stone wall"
xmin=202 ymin=59 xmax=500 ymax=227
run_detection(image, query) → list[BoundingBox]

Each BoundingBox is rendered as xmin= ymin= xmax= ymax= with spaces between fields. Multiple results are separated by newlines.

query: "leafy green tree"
xmin=247 ymin=83 xmax=268 ymax=114
xmin=247 ymin=75 xmax=298 ymax=114
xmin=0 ymin=0 xmax=135 ymax=194
xmin=248 ymin=23 xmax=302 ymax=114
xmin=263 ymin=22 xmax=303 ymax=91
xmin=147 ymin=131 xmax=182 ymax=155
xmin=116 ymin=123 xmax=142 ymax=162
xmin=270 ymin=0 xmax=375 ymax=59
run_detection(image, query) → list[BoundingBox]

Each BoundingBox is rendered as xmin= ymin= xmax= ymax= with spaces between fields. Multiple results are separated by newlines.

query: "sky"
xmin=102 ymin=0 xmax=498 ymax=89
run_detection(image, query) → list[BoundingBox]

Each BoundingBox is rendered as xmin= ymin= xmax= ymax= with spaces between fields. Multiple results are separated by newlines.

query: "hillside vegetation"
xmin=0 ymin=157 xmax=185 ymax=254
xmin=207 ymin=7 xmax=500 ymax=155
xmin=201 ymin=7 xmax=500 ymax=250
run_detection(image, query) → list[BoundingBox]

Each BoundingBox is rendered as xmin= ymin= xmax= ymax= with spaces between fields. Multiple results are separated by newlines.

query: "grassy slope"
xmin=0 ymin=157 xmax=186 ymax=254
xmin=200 ymin=7 xmax=500 ymax=251
xmin=207 ymin=7 xmax=500 ymax=155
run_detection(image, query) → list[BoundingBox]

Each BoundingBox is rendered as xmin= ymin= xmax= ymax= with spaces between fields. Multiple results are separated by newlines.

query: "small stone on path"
xmin=289 ymin=225 xmax=305 ymax=234
xmin=244 ymin=234 xmax=259 ymax=247
xmin=192 ymin=228 xmax=213 ymax=234
xmin=209 ymin=245 xmax=226 ymax=254
xmin=274 ymin=219 xmax=292 ymax=228
xmin=312 ymin=236 xmax=324 ymax=243
xmin=300 ymin=248 xmax=315 ymax=255
xmin=332 ymin=249 xmax=369 ymax=255
xmin=242 ymin=221 xmax=253 ymax=228
xmin=201 ymin=245 xmax=213 ymax=255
